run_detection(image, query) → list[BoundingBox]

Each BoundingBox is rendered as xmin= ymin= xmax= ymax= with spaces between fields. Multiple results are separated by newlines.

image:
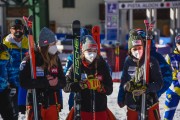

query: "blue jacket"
xmin=3 ymin=34 xmax=29 ymax=87
xmin=0 ymin=50 xmax=14 ymax=92
xmin=151 ymin=46 xmax=172 ymax=97
xmin=165 ymin=48 xmax=180 ymax=96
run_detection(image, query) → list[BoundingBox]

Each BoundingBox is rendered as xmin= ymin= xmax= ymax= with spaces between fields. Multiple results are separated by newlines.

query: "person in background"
xmin=117 ymin=30 xmax=163 ymax=120
xmin=19 ymin=27 xmax=66 ymax=120
xmin=136 ymin=28 xmax=172 ymax=98
xmin=0 ymin=43 xmax=14 ymax=120
xmin=3 ymin=19 xmax=29 ymax=119
xmin=64 ymin=35 xmax=114 ymax=120
xmin=164 ymin=34 xmax=180 ymax=120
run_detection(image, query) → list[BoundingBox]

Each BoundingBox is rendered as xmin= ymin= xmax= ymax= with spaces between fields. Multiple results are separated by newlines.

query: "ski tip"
xmin=23 ymin=16 xmax=28 ymax=21
xmin=92 ymin=26 xmax=100 ymax=34
xmin=72 ymin=20 xmax=80 ymax=24
xmin=28 ymin=15 xmax=33 ymax=22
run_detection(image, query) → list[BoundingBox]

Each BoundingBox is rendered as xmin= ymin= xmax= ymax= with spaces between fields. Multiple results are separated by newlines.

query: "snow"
xmin=60 ymin=82 xmax=180 ymax=120
xmin=1 ymin=83 xmax=180 ymax=120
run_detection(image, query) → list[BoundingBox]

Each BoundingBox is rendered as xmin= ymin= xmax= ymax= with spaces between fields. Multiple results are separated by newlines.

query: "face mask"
xmin=131 ymin=49 xmax=143 ymax=60
xmin=48 ymin=45 xmax=58 ymax=55
xmin=84 ymin=51 xmax=97 ymax=63
xmin=14 ymin=31 xmax=23 ymax=38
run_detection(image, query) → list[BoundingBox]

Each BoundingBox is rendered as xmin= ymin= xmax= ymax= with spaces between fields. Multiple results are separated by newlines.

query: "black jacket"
xmin=19 ymin=51 xmax=66 ymax=106
xmin=119 ymin=55 xmax=163 ymax=110
xmin=64 ymin=56 xmax=113 ymax=112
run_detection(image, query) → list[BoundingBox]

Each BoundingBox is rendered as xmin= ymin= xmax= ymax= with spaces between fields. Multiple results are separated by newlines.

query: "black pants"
xmin=9 ymin=88 xmax=18 ymax=120
xmin=0 ymin=89 xmax=14 ymax=120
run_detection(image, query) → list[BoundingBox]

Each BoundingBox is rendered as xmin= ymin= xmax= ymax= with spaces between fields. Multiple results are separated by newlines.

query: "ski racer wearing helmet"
xmin=117 ymin=30 xmax=163 ymax=120
xmin=19 ymin=27 xmax=66 ymax=120
xmin=164 ymin=34 xmax=180 ymax=120
xmin=64 ymin=35 xmax=114 ymax=120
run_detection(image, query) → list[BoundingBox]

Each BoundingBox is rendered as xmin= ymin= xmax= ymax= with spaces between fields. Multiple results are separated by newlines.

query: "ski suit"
xmin=118 ymin=55 xmax=163 ymax=120
xmin=0 ymin=44 xmax=14 ymax=120
xmin=19 ymin=51 xmax=66 ymax=120
xmin=164 ymin=48 xmax=180 ymax=120
xmin=3 ymin=34 xmax=29 ymax=118
xmin=64 ymin=55 xmax=114 ymax=120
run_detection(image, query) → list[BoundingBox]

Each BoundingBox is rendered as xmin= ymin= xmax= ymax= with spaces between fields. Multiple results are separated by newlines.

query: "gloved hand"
xmin=124 ymin=79 xmax=146 ymax=92
xmin=9 ymin=88 xmax=16 ymax=97
xmin=18 ymin=112 xmax=26 ymax=120
xmin=97 ymin=84 xmax=106 ymax=93
xmin=79 ymin=75 xmax=101 ymax=90
xmin=132 ymin=89 xmax=146 ymax=96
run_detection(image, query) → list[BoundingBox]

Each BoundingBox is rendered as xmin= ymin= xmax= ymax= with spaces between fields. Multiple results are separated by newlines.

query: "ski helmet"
xmin=81 ymin=35 xmax=97 ymax=52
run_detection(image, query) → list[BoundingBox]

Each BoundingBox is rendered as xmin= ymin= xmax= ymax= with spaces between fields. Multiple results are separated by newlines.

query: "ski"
xmin=72 ymin=20 xmax=81 ymax=120
xmin=91 ymin=25 xmax=101 ymax=120
xmin=92 ymin=26 xmax=100 ymax=55
xmin=23 ymin=15 xmax=39 ymax=120
xmin=141 ymin=20 xmax=155 ymax=120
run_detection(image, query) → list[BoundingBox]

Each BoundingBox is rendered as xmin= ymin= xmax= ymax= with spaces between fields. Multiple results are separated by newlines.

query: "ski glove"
xmin=132 ymin=89 xmax=146 ymax=96
xmin=79 ymin=78 xmax=101 ymax=90
xmin=124 ymin=80 xmax=146 ymax=92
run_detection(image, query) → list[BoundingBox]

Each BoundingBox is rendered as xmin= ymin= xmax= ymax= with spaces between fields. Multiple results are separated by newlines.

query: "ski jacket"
xmin=64 ymin=56 xmax=113 ymax=112
xmin=165 ymin=48 xmax=180 ymax=96
xmin=19 ymin=51 xmax=66 ymax=106
xmin=118 ymin=55 xmax=163 ymax=110
xmin=0 ymin=50 xmax=14 ymax=92
xmin=150 ymin=49 xmax=172 ymax=97
xmin=3 ymin=34 xmax=29 ymax=87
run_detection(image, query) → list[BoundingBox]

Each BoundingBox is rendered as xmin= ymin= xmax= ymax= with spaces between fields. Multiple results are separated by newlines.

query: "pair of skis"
xmin=23 ymin=15 xmax=39 ymax=120
xmin=141 ymin=20 xmax=155 ymax=120
xmin=72 ymin=20 xmax=100 ymax=120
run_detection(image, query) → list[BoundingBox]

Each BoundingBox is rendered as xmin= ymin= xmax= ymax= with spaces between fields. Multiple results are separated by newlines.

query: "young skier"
xmin=136 ymin=28 xmax=172 ymax=98
xmin=64 ymin=35 xmax=114 ymax=120
xmin=117 ymin=30 xmax=163 ymax=120
xmin=19 ymin=27 xmax=66 ymax=120
xmin=0 ymin=43 xmax=14 ymax=120
xmin=164 ymin=34 xmax=180 ymax=120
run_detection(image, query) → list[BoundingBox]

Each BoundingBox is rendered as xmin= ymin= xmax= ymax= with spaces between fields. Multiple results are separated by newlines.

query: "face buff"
xmin=48 ymin=45 xmax=58 ymax=55
xmin=131 ymin=49 xmax=143 ymax=60
xmin=84 ymin=51 xmax=97 ymax=63
xmin=14 ymin=31 xmax=23 ymax=38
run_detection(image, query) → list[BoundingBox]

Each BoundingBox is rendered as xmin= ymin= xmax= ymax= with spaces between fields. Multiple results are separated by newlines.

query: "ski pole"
xmin=54 ymin=92 xmax=60 ymax=120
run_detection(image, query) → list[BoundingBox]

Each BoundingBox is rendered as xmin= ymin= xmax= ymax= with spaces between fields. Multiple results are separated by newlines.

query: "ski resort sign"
xmin=119 ymin=1 xmax=180 ymax=9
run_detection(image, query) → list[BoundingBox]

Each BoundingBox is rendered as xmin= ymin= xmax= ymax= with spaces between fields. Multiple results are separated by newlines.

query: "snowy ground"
xmin=1 ymin=82 xmax=180 ymax=120
xmin=60 ymin=82 xmax=180 ymax=120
